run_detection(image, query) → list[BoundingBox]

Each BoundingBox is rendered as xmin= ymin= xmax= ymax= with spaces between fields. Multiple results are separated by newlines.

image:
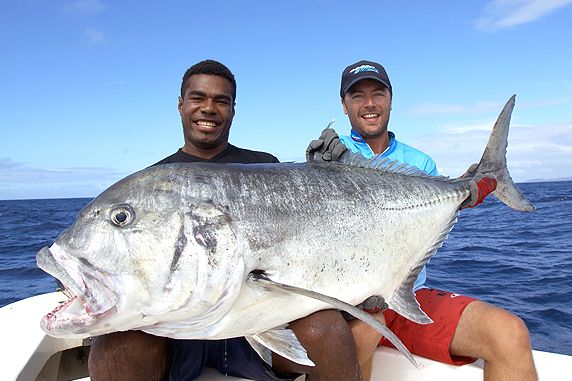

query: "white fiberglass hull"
xmin=1 ymin=292 xmax=570 ymax=380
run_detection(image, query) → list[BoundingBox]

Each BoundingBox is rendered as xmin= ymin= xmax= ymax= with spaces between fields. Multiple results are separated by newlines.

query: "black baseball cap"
xmin=340 ymin=60 xmax=392 ymax=98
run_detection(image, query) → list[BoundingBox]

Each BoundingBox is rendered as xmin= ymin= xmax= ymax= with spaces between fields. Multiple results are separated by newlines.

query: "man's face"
xmin=178 ymin=74 xmax=235 ymax=154
xmin=342 ymin=79 xmax=392 ymax=139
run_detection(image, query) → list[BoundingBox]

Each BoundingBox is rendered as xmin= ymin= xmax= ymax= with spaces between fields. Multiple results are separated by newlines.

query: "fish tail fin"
xmin=471 ymin=95 xmax=535 ymax=212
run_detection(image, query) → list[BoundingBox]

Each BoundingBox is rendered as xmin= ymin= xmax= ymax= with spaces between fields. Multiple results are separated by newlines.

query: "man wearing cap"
xmin=307 ymin=60 xmax=537 ymax=380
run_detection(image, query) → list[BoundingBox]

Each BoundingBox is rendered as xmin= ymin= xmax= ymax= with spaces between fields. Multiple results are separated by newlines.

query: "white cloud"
xmin=408 ymin=101 xmax=501 ymax=116
xmin=62 ymin=0 xmax=105 ymax=15
xmin=441 ymin=121 xmax=496 ymax=134
xmin=407 ymin=97 xmax=571 ymax=117
xmin=476 ymin=0 xmax=572 ymax=32
xmin=85 ymin=27 xmax=105 ymax=45
xmin=409 ymin=120 xmax=572 ymax=182
xmin=0 ymin=158 xmax=126 ymax=200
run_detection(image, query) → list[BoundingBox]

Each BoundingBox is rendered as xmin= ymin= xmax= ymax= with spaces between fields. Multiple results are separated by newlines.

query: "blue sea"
xmin=0 ymin=181 xmax=571 ymax=355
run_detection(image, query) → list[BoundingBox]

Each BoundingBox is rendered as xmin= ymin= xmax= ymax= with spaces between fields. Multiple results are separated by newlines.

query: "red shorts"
xmin=380 ymin=288 xmax=478 ymax=365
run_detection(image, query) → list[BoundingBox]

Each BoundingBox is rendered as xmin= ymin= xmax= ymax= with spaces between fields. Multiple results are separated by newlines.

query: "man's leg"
xmin=88 ymin=331 xmax=169 ymax=381
xmin=271 ymin=310 xmax=361 ymax=381
xmin=348 ymin=311 xmax=386 ymax=381
xmin=450 ymin=300 xmax=538 ymax=381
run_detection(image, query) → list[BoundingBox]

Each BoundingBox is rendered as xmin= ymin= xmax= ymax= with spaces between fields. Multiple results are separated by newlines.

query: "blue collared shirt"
xmin=340 ymin=130 xmax=438 ymax=291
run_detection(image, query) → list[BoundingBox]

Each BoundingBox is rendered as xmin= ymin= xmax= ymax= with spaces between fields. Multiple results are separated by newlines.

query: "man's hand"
xmin=342 ymin=295 xmax=388 ymax=320
xmin=462 ymin=176 xmax=497 ymax=209
xmin=357 ymin=295 xmax=388 ymax=314
xmin=306 ymin=127 xmax=347 ymax=162
xmin=462 ymin=163 xmax=479 ymax=178
xmin=459 ymin=163 xmax=497 ymax=209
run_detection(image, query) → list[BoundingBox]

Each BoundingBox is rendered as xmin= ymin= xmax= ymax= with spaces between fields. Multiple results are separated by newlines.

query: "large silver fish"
xmin=37 ymin=95 xmax=533 ymax=367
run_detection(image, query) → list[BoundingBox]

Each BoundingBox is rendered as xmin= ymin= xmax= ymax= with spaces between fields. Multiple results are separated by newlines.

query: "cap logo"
xmin=349 ymin=65 xmax=379 ymax=75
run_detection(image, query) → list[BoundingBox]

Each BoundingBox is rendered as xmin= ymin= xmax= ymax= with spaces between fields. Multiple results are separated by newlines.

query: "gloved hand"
xmin=462 ymin=176 xmax=497 ymax=209
xmin=306 ymin=127 xmax=347 ymax=162
xmin=462 ymin=163 xmax=479 ymax=178
xmin=459 ymin=163 xmax=497 ymax=209
xmin=357 ymin=295 xmax=388 ymax=314
xmin=342 ymin=295 xmax=388 ymax=320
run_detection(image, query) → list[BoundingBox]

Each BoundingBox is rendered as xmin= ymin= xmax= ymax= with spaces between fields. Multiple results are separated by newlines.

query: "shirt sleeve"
xmin=424 ymin=158 xmax=439 ymax=176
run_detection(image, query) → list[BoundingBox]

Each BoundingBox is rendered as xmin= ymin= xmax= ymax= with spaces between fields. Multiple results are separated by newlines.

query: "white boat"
xmin=1 ymin=292 xmax=570 ymax=380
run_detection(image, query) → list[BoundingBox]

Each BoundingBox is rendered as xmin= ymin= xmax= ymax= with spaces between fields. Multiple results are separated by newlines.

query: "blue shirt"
xmin=340 ymin=129 xmax=438 ymax=291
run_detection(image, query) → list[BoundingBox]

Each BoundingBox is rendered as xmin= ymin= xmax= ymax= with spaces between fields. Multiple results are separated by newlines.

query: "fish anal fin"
xmin=390 ymin=286 xmax=432 ymax=324
xmin=389 ymin=213 xmax=458 ymax=324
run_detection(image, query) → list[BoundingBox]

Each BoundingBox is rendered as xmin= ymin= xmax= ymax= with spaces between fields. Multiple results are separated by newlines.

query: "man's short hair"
xmin=180 ymin=60 xmax=237 ymax=101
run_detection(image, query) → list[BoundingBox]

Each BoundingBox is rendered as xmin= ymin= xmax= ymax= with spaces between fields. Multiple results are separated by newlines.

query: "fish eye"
xmin=110 ymin=205 xmax=135 ymax=227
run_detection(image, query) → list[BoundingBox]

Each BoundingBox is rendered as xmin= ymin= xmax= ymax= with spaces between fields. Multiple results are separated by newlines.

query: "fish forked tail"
xmin=469 ymin=95 xmax=535 ymax=212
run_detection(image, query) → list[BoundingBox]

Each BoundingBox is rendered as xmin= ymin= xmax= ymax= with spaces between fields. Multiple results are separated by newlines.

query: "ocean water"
xmin=0 ymin=181 xmax=571 ymax=355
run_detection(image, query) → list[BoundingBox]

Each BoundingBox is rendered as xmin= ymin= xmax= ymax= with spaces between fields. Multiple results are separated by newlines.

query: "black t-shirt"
xmin=153 ymin=144 xmax=279 ymax=165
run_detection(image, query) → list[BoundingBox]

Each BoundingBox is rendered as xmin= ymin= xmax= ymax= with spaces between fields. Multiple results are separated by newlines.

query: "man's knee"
xmin=290 ymin=310 xmax=353 ymax=348
xmin=473 ymin=304 xmax=532 ymax=359
xmin=469 ymin=306 xmax=537 ymax=378
xmin=89 ymin=331 xmax=169 ymax=381
xmin=495 ymin=312 xmax=532 ymax=354
xmin=276 ymin=310 xmax=359 ymax=380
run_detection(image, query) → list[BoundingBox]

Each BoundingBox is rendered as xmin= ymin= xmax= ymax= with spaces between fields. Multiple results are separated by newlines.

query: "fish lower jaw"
xmin=41 ymin=295 xmax=94 ymax=337
xmin=40 ymin=292 xmax=117 ymax=338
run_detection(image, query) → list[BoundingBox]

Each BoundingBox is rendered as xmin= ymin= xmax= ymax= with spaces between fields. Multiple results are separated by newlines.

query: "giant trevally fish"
xmin=37 ymin=95 xmax=534 ymax=367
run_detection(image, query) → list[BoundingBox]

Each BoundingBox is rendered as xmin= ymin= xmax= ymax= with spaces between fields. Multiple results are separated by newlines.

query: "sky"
xmin=1 ymin=0 xmax=571 ymax=200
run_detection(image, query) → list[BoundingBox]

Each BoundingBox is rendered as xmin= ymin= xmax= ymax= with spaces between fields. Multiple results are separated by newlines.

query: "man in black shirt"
xmin=89 ymin=60 xmax=360 ymax=381
xmin=154 ymin=58 xmax=279 ymax=167
xmin=155 ymin=143 xmax=279 ymax=165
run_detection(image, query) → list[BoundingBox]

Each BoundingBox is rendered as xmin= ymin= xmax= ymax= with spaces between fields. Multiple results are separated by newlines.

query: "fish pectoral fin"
xmin=247 ymin=272 xmax=419 ymax=369
xmin=246 ymin=326 xmax=315 ymax=367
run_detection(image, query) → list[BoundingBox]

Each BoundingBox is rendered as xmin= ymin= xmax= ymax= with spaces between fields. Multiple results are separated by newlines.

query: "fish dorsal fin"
xmin=340 ymin=151 xmax=430 ymax=177
xmin=246 ymin=326 xmax=314 ymax=366
xmin=389 ymin=213 xmax=459 ymax=323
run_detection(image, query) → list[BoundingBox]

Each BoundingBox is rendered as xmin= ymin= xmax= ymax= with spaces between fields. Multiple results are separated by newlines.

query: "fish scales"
xmin=117 ymin=162 xmax=465 ymax=337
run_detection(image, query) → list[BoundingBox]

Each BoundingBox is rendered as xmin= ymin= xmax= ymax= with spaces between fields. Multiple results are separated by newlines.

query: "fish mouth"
xmin=37 ymin=245 xmax=118 ymax=337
